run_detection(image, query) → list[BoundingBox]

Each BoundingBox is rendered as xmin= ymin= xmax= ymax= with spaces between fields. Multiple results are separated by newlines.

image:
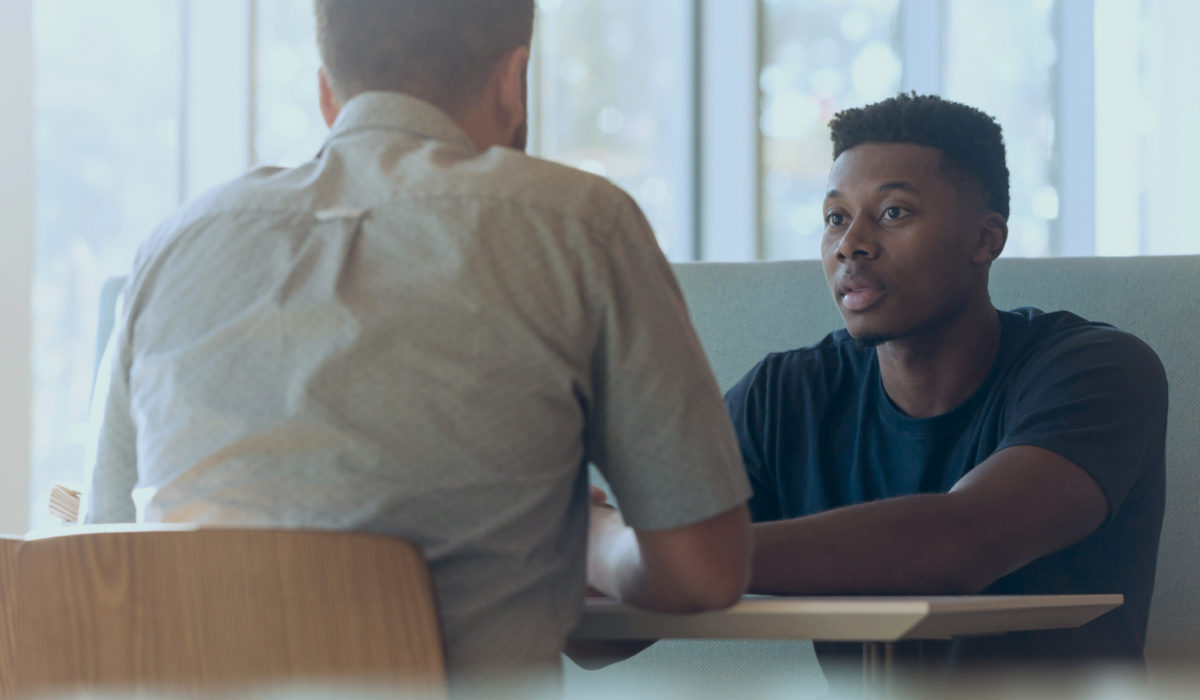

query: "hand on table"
xmin=585 ymin=483 xmax=612 ymax=597
xmin=589 ymin=485 xmax=611 ymax=507
xmin=586 ymin=484 xmax=628 ymax=598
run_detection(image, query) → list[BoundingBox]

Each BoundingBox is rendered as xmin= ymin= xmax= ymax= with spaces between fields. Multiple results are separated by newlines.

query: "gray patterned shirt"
xmin=84 ymin=92 xmax=751 ymax=675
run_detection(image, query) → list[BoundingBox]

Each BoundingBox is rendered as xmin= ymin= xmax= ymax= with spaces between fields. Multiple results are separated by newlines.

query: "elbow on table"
xmin=671 ymin=566 xmax=748 ymax=613
xmin=637 ymin=504 xmax=752 ymax=613
xmin=942 ymin=519 xmax=1023 ymax=596
xmin=935 ymin=570 xmax=992 ymax=597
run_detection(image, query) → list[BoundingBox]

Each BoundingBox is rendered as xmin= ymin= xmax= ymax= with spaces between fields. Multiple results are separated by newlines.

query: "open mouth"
xmin=838 ymin=276 xmax=886 ymax=312
xmin=841 ymin=287 xmax=885 ymax=311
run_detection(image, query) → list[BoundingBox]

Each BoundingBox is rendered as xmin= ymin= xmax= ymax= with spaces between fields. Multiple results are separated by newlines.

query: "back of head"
xmin=314 ymin=0 xmax=535 ymax=112
xmin=829 ymin=93 xmax=1011 ymax=220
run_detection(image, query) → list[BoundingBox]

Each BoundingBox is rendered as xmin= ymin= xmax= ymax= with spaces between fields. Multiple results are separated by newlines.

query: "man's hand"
xmin=586 ymin=488 xmax=630 ymax=599
xmin=588 ymin=487 xmax=619 ymax=597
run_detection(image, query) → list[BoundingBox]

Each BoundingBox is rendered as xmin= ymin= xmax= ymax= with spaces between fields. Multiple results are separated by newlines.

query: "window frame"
xmin=1 ymin=0 xmax=33 ymax=532
xmin=182 ymin=0 xmax=256 ymax=202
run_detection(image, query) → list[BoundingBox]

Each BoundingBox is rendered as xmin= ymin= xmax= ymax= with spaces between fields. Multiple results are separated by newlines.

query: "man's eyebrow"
xmin=878 ymin=181 xmax=917 ymax=194
xmin=825 ymin=182 xmax=918 ymax=201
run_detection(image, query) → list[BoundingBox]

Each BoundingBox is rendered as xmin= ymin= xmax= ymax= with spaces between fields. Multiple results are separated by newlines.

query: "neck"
xmin=875 ymin=301 xmax=1002 ymax=418
xmin=448 ymin=94 xmax=513 ymax=153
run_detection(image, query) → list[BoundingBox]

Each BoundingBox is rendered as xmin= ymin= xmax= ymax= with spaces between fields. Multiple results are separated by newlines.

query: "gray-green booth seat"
xmin=94 ymin=257 xmax=1198 ymax=690
xmin=569 ymin=257 xmax=1198 ymax=693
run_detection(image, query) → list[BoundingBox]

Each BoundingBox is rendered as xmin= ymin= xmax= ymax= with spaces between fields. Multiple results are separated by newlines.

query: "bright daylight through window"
xmin=25 ymin=0 xmax=1200 ymax=526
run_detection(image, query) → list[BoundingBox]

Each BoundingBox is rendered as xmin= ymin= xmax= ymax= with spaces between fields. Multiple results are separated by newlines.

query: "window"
xmin=942 ymin=0 xmax=1057 ymax=257
xmin=31 ymin=0 xmax=183 ymax=528
xmin=254 ymin=0 xmax=324 ymax=168
xmin=760 ymin=0 xmax=902 ymax=260
xmin=247 ymin=0 xmax=697 ymax=256
xmin=531 ymin=0 xmax=694 ymax=258
xmin=1094 ymin=0 xmax=1200 ymax=256
xmin=23 ymin=0 xmax=1200 ymax=526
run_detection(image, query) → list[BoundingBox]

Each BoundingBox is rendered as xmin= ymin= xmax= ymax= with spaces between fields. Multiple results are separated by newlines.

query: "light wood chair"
xmin=13 ymin=525 xmax=446 ymax=696
xmin=0 ymin=535 xmax=19 ymax=698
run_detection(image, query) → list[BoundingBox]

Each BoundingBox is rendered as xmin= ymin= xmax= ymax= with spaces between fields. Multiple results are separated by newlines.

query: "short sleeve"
xmin=725 ymin=360 xmax=784 ymax=522
xmin=583 ymin=192 xmax=751 ymax=530
xmin=996 ymin=326 xmax=1168 ymax=521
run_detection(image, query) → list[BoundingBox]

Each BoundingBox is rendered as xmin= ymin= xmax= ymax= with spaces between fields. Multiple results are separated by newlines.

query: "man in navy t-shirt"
xmin=725 ymin=94 xmax=1167 ymax=675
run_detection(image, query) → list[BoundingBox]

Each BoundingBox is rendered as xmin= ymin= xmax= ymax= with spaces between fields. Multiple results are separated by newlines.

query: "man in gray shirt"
xmin=84 ymin=0 xmax=751 ymax=687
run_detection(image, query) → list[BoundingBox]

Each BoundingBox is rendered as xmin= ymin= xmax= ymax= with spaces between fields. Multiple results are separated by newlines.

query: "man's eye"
xmin=883 ymin=206 xmax=904 ymax=220
xmin=826 ymin=212 xmax=845 ymax=226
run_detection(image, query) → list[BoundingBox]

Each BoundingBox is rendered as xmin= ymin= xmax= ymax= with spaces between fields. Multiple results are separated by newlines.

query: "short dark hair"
xmin=829 ymin=93 xmax=1010 ymax=220
xmin=314 ymin=0 xmax=535 ymax=110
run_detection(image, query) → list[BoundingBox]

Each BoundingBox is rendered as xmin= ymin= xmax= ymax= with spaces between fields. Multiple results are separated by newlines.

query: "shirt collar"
xmin=324 ymin=91 xmax=477 ymax=152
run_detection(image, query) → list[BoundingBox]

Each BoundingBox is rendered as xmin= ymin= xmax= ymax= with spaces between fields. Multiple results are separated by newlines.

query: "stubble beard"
xmin=851 ymin=334 xmax=890 ymax=350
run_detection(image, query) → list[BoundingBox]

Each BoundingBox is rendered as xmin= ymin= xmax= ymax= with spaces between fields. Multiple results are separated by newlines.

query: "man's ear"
xmin=494 ymin=45 xmax=530 ymax=137
xmin=318 ymin=67 xmax=340 ymax=128
xmin=972 ymin=211 xmax=1009 ymax=265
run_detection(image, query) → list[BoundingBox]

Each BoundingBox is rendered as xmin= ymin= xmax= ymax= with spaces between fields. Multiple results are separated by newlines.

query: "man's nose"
xmin=835 ymin=218 xmax=879 ymax=261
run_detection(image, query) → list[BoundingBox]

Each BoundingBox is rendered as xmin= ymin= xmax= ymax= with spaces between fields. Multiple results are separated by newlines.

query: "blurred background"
xmin=15 ymin=0 xmax=1200 ymax=526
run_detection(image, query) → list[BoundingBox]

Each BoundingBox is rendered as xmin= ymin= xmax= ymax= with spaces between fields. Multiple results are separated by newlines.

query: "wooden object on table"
xmin=48 ymin=482 xmax=81 ymax=523
xmin=14 ymin=525 xmax=447 ymax=697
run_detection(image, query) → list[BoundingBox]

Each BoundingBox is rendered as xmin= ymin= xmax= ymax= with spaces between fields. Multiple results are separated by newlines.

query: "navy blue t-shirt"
xmin=725 ymin=308 xmax=1167 ymax=670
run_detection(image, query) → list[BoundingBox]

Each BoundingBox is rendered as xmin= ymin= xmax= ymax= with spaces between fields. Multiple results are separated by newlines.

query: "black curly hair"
xmin=829 ymin=93 xmax=1010 ymax=220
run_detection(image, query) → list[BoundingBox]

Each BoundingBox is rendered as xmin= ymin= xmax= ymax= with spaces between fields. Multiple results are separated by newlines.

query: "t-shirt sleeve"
xmin=725 ymin=360 xmax=784 ymax=523
xmin=996 ymin=326 xmax=1168 ymax=522
xmin=583 ymin=191 xmax=751 ymax=531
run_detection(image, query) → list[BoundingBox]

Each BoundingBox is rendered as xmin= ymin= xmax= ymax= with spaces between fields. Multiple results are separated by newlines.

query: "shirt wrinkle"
xmin=88 ymin=89 xmax=751 ymax=675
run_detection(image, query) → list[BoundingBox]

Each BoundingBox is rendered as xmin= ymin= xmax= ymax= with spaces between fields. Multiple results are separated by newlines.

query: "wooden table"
xmin=570 ymin=594 xmax=1123 ymax=690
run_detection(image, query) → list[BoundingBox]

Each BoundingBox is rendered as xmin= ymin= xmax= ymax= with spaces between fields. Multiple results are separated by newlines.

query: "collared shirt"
xmin=85 ymin=92 xmax=751 ymax=675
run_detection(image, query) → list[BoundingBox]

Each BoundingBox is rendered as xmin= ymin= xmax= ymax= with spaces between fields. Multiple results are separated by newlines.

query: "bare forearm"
xmin=752 ymin=446 xmax=1110 ymax=596
xmin=750 ymin=493 xmax=997 ymax=595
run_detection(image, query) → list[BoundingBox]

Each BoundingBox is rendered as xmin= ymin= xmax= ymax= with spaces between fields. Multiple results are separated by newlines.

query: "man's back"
xmin=90 ymin=92 xmax=751 ymax=673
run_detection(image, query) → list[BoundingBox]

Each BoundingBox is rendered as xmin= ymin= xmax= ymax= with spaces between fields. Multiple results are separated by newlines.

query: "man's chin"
xmin=849 ymin=333 xmax=890 ymax=349
xmin=840 ymin=319 xmax=897 ymax=348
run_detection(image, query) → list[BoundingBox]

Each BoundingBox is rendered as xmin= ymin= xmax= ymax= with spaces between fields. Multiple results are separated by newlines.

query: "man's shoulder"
xmin=1002 ymin=307 xmax=1164 ymax=374
xmin=1007 ymin=306 xmax=1132 ymax=338
xmin=468 ymin=148 xmax=642 ymax=231
xmin=995 ymin=307 xmax=1168 ymax=418
xmin=128 ymin=164 xmax=298 ymax=272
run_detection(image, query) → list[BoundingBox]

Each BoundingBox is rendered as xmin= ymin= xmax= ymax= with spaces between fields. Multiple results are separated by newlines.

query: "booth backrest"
xmin=93 ymin=255 xmax=1200 ymax=678
xmin=671 ymin=255 xmax=1200 ymax=672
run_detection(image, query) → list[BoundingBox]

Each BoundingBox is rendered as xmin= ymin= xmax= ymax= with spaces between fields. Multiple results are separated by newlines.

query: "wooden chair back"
xmin=0 ymin=535 xmax=19 ymax=697
xmin=14 ymin=525 xmax=446 ymax=696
